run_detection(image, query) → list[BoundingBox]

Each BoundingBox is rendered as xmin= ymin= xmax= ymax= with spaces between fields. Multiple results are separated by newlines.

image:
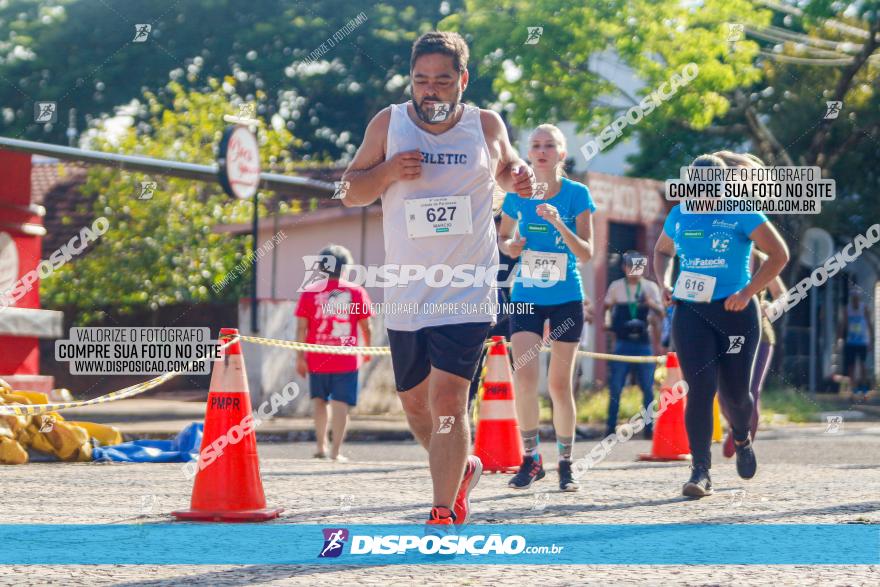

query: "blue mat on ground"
xmin=91 ymin=422 xmax=202 ymax=463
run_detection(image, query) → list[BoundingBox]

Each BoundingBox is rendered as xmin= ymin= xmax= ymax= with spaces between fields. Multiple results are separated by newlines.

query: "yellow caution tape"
xmin=239 ymin=335 xmax=392 ymax=355
xmin=0 ymin=333 xmax=663 ymax=416
xmin=242 ymin=335 xmax=664 ymax=364
xmin=0 ymin=372 xmax=180 ymax=416
xmin=572 ymin=350 xmax=663 ymax=364
xmin=0 ymin=337 xmax=241 ymax=416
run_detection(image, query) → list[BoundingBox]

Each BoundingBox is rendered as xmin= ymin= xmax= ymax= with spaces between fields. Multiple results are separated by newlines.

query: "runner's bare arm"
xmin=653 ymin=232 xmax=676 ymax=305
xmin=340 ymin=109 xmax=421 ymax=207
xmin=480 ymin=110 xmax=533 ymax=197
xmin=752 ymin=248 xmax=786 ymax=299
xmin=498 ymin=211 xmax=526 ymax=258
xmin=552 ymin=209 xmax=593 ymax=262
xmin=740 ymin=223 xmax=790 ymax=299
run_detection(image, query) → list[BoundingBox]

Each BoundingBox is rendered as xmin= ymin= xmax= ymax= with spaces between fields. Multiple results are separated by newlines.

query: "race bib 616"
xmin=673 ymin=270 xmax=716 ymax=302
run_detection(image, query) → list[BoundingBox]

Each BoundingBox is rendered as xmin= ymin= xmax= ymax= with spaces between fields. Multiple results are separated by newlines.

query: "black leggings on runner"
xmin=672 ymin=298 xmax=761 ymax=468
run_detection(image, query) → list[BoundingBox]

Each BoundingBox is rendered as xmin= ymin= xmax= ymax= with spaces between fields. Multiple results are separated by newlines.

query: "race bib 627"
xmin=405 ymin=195 xmax=472 ymax=239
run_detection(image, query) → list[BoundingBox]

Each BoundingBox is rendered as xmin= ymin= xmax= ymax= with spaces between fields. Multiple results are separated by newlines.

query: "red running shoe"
xmin=426 ymin=506 xmax=455 ymax=525
xmin=453 ymin=455 xmax=483 ymax=525
xmin=723 ymin=431 xmax=735 ymax=459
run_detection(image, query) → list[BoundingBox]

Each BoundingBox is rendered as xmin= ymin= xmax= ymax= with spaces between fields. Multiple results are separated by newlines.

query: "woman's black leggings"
xmin=672 ymin=298 xmax=761 ymax=468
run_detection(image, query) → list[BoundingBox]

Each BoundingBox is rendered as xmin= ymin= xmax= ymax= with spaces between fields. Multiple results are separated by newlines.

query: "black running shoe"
xmin=508 ymin=454 xmax=545 ymax=489
xmin=682 ymin=465 xmax=713 ymax=498
xmin=557 ymin=459 xmax=580 ymax=492
xmin=734 ymin=437 xmax=757 ymax=479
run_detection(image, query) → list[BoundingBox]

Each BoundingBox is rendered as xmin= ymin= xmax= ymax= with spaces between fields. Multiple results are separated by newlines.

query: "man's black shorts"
xmin=509 ymin=300 xmax=584 ymax=343
xmin=387 ymin=322 xmax=492 ymax=392
xmin=844 ymin=343 xmax=868 ymax=372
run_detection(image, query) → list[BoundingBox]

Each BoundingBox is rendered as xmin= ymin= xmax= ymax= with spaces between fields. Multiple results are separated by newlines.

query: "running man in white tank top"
xmin=340 ymin=31 xmax=536 ymax=526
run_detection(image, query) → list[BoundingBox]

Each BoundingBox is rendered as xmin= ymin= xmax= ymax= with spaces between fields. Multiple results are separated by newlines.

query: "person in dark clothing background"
xmin=602 ymin=250 xmax=664 ymax=439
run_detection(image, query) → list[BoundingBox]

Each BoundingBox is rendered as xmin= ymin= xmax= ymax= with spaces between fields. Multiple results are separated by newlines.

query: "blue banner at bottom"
xmin=0 ymin=524 xmax=876 ymax=565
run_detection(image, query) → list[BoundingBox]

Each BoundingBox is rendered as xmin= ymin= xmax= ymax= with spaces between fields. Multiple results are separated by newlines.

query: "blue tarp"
xmin=91 ymin=422 xmax=202 ymax=463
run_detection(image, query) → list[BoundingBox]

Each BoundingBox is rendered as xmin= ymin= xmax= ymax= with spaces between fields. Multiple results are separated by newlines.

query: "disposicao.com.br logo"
xmin=317 ymin=528 xmax=563 ymax=558
xmin=298 ymin=256 xmax=559 ymax=292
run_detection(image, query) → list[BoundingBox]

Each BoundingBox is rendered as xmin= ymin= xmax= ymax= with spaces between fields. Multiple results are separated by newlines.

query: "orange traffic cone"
xmin=473 ymin=336 xmax=523 ymax=473
xmin=638 ymin=352 xmax=691 ymax=461
xmin=173 ymin=328 xmax=283 ymax=522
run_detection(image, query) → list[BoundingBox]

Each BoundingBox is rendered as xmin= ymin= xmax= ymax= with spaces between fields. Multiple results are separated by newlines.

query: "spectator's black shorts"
xmin=509 ymin=300 xmax=584 ymax=343
xmin=387 ymin=322 xmax=492 ymax=392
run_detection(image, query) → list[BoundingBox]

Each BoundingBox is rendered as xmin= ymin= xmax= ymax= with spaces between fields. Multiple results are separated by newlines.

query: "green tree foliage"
xmin=631 ymin=1 xmax=879 ymax=236
xmin=1 ymin=0 xmax=492 ymax=324
xmin=443 ymin=0 xmax=766 ymax=138
xmin=0 ymin=0 xmax=485 ymax=160
xmin=446 ymin=0 xmax=879 ymax=261
xmin=40 ymin=80 xmax=298 ymax=323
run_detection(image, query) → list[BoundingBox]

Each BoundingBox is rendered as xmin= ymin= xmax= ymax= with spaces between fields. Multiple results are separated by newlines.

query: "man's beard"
xmin=413 ymin=94 xmax=460 ymax=124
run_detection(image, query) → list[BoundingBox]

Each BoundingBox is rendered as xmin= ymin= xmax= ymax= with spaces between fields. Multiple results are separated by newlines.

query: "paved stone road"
xmin=1 ymin=424 xmax=878 ymax=585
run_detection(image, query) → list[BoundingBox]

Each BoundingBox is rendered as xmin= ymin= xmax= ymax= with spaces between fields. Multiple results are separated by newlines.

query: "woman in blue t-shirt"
xmin=498 ymin=124 xmax=595 ymax=492
xmin=653 ymin=153 xmax=789 ymax=498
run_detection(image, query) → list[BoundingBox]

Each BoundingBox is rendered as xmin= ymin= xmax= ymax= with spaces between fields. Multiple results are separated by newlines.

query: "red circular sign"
xmin=218 ymin=126 xmax=260 ymax=200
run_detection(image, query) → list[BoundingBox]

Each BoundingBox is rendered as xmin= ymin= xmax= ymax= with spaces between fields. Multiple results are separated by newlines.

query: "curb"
xmin=121 ymin=423 xmax=609 ymax=443
xmin=121 ymin=427 xmax=416 ymax=443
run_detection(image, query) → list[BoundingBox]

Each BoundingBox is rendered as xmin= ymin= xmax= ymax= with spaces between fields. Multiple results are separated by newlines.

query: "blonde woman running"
xmin=498 ymin=124 xmax=594 ymax=491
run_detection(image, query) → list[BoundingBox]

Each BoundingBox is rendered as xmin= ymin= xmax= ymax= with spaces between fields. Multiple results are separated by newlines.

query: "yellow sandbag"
xmin=25 ymin=425 xmax=55 ymax=454
xmin=27 ymin=412 xmax=64 ymax=431
xmin=0 ymin=392 xmax=33 ymax=405
xmin=44 ymin=421 xmax=90 ymax=461
xmin=25 ymin=414 xmax=61 ymax=444
xmin=1 ymin=413 xmax=26 ymax=437
xmin=75 ymin=440 xmax=92 ymax=462
xmin=0 ymin=388 xmax=107 ymax=462
xmin=15 ymin=424 xmax=32 ymax=445
xmin=21 ymin=414 xmax=96 ymax=461
xmin=68 ymin=421 xmax=123 ymax=446
xmin=0 ymin=437 xmax=28 ymax=464
xmin=10 ymin=390 xmax=49 ymax=404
